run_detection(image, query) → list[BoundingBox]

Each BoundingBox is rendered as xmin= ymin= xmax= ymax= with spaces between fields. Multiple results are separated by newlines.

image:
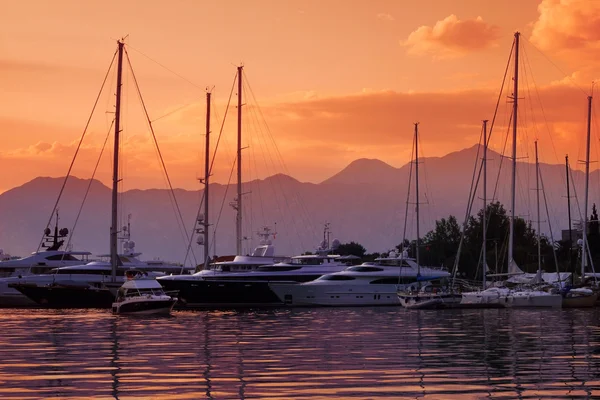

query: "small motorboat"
xmin=112 ymin=278 xmax=177 ymax=315
xmin=398 ymin=280 xmax=462 ymax=309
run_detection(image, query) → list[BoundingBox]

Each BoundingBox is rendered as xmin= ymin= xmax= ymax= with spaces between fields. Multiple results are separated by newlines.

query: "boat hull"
xmin=9 ymin=284 xmax=116 ymax=308
xmin=505 ymin=292 xmax=562 ymax=308
xmin=268 ymin=283 xmax=401 ymax=306
xmin=398 ymin=292 xmax=463 ymax=309
xmin=460 ymin=289 xmax=511 ymax=308
xmin=112 ymin=299 xmax=176 ymax=315
xmin=158 ymin=279 xmax=286 ymax=308
xmin=562 ymin=293 xmax=598 ymax=308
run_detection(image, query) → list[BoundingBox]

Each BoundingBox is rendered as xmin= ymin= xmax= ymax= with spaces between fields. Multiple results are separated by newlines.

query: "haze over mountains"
xmin=1 ymin=145 xmax=596 ymax=264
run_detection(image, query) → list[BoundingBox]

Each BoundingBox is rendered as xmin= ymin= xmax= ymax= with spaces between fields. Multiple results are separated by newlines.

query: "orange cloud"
xmin=403 ymin=15 xmax=501 ymax=58
xmin=531 ymin=0 xmax=600 ymax=56
xmin=0 ymin=78 xmax=593 ymax=193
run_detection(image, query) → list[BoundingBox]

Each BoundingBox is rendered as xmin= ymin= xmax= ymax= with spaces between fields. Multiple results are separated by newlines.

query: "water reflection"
xmin=0 ymin=308 xmax=598 ymax=398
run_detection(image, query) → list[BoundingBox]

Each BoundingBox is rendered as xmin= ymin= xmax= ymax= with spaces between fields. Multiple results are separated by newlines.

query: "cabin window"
xmin=45 ymin=254 xmax=80 ymax=261
xmin=347 ymin=266 xmax=384 ymax=272
xmin=320 ymin=275 xmax=355 ymax=281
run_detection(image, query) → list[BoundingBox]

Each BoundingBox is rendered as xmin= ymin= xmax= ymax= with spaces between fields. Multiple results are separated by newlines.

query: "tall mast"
xmin=508 ymin=31 xmax=520 ymax=272
xmin=582 ymin=95 xmax=592 ymax=277
xmin=203 ymin=91 xmax=211 ymax=268
xmin=565 ymin=155 xmax=573 ymax=275
xmin=414 ymin=123 xmax=420 ymax=276
xmin=236 ymin=66 xmax=243 ymax=255
xmin=482 ymin=120 xmax=488 ymax=289
xmin=535 ymin=141 xmax=541 ymax=276
xmin=110 ymin=40 xmax=124 ymax=282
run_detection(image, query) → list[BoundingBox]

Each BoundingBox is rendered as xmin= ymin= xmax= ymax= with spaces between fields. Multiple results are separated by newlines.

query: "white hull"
xmin=112 ymin=296 xmax=176 ymax=315
xmin=398 ymin=293 xmax=462 ymax=309
xmin=461 ymin=288 xmax=512 ymax=307
xmin=269 ymin=283 xmax=402 ymax=306
xmin=505 ymin=291 xmax=562 ymax=308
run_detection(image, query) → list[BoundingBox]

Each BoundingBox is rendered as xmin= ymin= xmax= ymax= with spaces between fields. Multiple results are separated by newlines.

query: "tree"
xmin=421 ymin=215 xmax=461 ymax=268
xmin=336 ymin=241 xmax=366 ymax=257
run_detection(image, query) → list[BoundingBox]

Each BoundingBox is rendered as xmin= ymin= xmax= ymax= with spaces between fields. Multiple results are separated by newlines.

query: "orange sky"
xmin=1 ymin=0 xmax=600 ymax=193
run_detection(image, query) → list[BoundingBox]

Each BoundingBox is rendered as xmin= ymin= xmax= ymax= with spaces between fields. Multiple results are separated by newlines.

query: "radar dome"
xmin=319 ymin=240 xmax=328 ymax=249
xmin=59 ymin=228 xmax=69 ymax=237
xmin=388 ymin=251 xmax=397 ymax=258
xmin=196 ymin=235 xmax=204 ymax=245
xmin=577 ymin=238 xmax=584 ymax=246
xmin=331 ymin=239 xmax=341 ymax=249
xmin=44 ymin=228 xmax=51 ymax=236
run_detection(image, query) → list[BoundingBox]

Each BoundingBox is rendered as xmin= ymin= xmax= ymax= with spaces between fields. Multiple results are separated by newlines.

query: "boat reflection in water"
xmin=0 ymin=308 xmax=599 ymax=398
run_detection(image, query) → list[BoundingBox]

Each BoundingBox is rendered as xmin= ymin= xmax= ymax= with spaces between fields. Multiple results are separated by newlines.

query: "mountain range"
xmin=0 ymin=145 xmax=595 ymax=265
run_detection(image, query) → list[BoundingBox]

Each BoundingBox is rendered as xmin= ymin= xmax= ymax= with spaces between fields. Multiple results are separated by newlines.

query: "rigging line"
xmin=568 ymin=166 xmax=597 ymax=277
xmin=521 ymin=36 xmax=588 ymax=97
xmin=151 ymin=96 xmax=206 ymax=123
xmin=242 ymin=80 xmax=299 ymax=250
xmin=244 ymin=94 xmax=267 ymax=228
xmin=213 ymin=154 xmax=239 ymax=253
xmin=209 ymin=73 xmax=237 ymax=175
xmin=569 ymin=168 xmax=595 ymax=278
xmin=246 ymin=100 xmax=306 ymax=252
xmin=125 ymin=43 xmax=205 ymax=91
xmin=124 ymin=48 xmax=196 ymax=265
xmin=243 ymin=72 xmax=317 ymax=240
xmin=452 ymin=124 xmax=484 ymax=281
xmin=182 ymin=190 xmax=204 ymax=267
xmin=65 ymin=119 xmax=115 ymax=250
xmin=182 ymin=87 xmax=237 ymax=266
xmin=539 ymin=166 xmax=562 ymax=279
xmin=398 ymin=131 xmax=415 ymax=282
xmin=486 ymin=39 xmax=514 ymax=147
xmin=185 ymin=82 xmax=238 ymax=263
xmin=36 ymin=48 xmax=118 ymax=254
xmin=491 ymin=111 xmax=513 ymax=209
xmin=523 ymin=44 xmax=565 ymax=179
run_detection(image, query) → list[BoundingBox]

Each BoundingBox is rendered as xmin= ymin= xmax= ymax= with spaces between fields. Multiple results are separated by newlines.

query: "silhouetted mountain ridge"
xmin=0 ymin=145 xmax=594 ymax=263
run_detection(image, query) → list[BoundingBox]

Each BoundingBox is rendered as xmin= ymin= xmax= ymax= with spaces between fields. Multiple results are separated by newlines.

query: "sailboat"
xmin=9 ymin=40 xmax=190 ymax=308
xmin=561 ymin=96 xmax=599 ymax=307
xmin=397 ymin=123 xmax=461 ymax=309
xmin=461 ymin=32 xmax=562 ymax=308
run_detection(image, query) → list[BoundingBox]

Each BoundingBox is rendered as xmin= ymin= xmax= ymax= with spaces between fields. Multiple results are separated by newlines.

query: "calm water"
xmin=0 ymin=308 xmax=599 ymax=399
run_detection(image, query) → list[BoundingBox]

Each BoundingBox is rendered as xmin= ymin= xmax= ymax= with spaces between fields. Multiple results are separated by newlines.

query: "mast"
xmin=236 ymin=66 xmax=243 ymax=255
xmin=565 ymin=155 xmax=573 ymax=275
xmin=535 ymin=141 xmax=541 ymax=276
xmin=482 ymin=120 xmax=488 ymax=289
xmin=110 ymin=40 xmax=124 ymax=282
xmin=414 ymin=123 xmax=420 ymax=276
xmin=582 ymin=95 xmax=592 ymax=277
xmin=204 ymin=91 xmax=211 ymax=268
xmin=508 ymin=31 xmax=519 ymax=272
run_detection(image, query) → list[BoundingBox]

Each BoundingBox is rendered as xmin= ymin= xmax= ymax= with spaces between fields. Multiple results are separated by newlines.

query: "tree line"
xmin=334 ymin=201 xmax=600 ymax=279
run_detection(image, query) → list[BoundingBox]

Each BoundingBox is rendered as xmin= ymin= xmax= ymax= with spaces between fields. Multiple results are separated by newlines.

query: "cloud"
xmin=0 ymin=80 xmax=593 ymax=192
xmin=530 ymin=0 xmax=600 ymax=56
xmin=377 ymin=13 xmax=395 ymax=22
xmin=402 ymin=15 xmax=501 ymax=58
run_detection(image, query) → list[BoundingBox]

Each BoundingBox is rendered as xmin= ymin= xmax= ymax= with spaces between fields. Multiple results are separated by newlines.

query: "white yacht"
xmin=0 ymin=221 xmax=93 ymax=306
xmin=6 ymin=238 xmax=191 ymax=308
xmin=157 ymin=230 xmax=357 ymax=308
xmin=268 ymin=252 xmax=450 ymax=307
